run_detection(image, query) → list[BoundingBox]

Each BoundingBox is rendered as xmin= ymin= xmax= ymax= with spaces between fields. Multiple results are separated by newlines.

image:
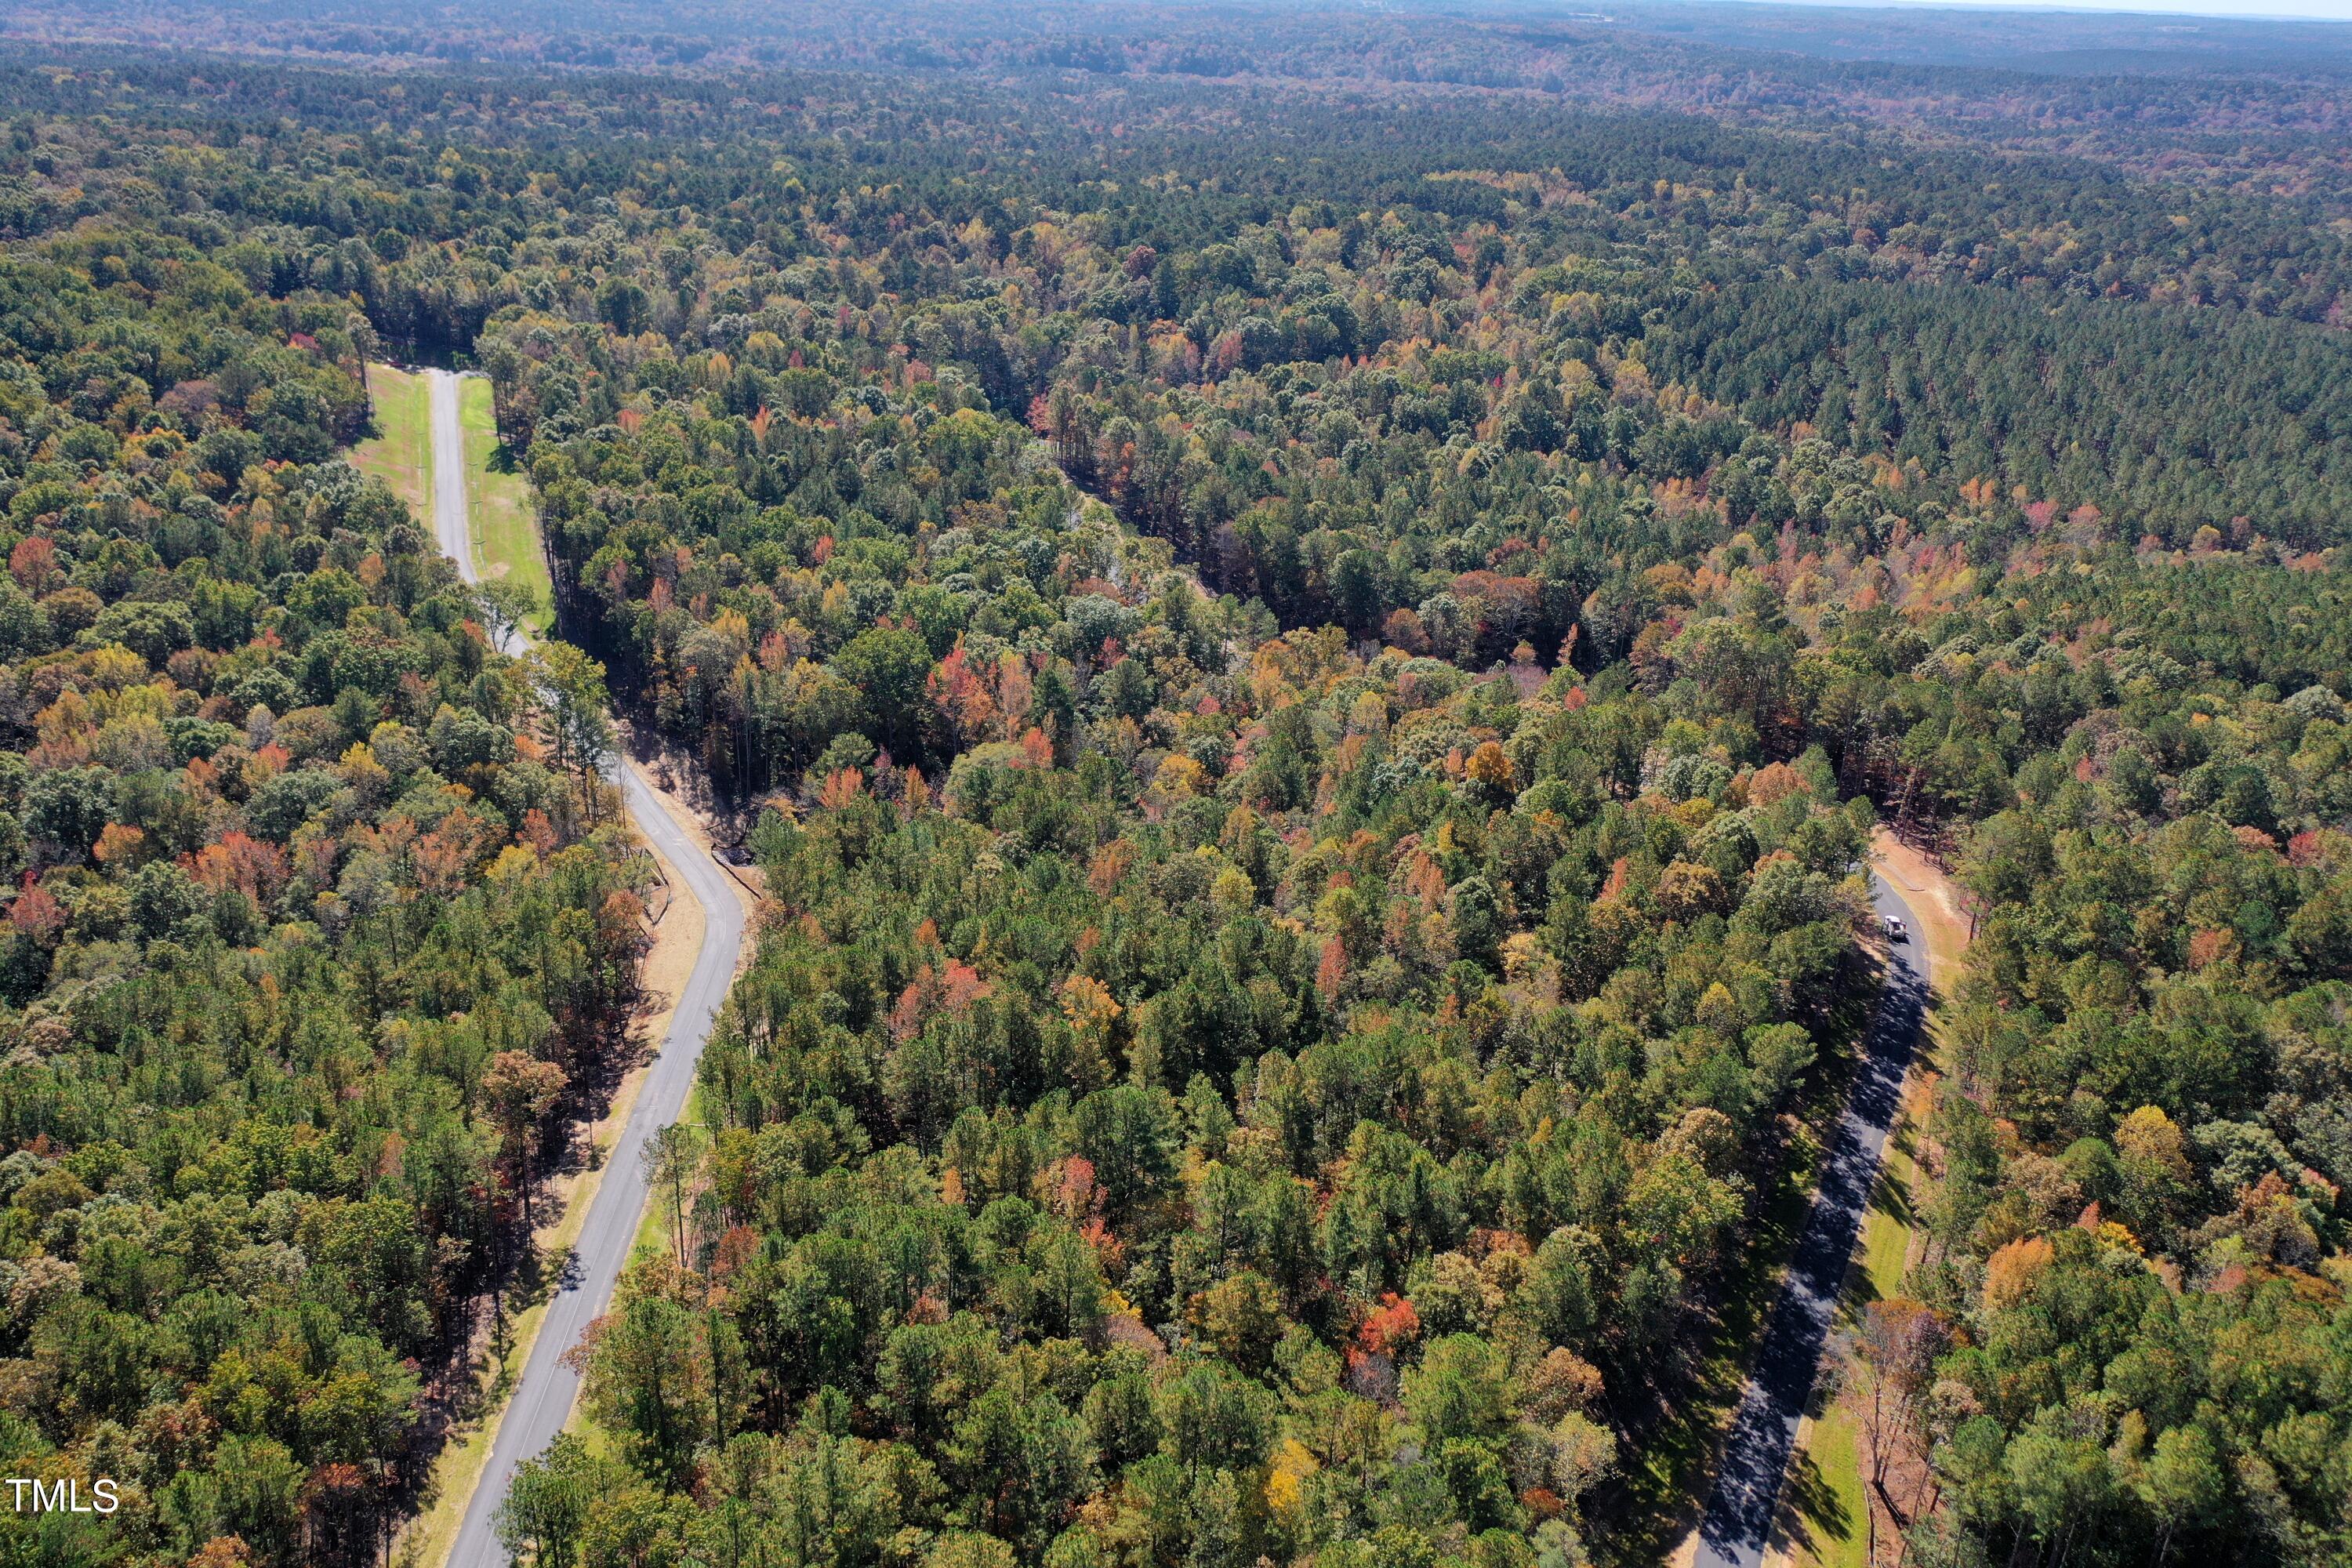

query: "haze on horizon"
xmin=1728 ymin=0 xmax=2352 ymax=23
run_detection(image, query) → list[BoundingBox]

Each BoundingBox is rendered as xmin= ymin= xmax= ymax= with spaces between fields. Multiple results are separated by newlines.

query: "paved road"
xmin=427 ymin=369 xmax=747 ymax=1566
xmin=1693 ymin=867 xmax=1932 ymax=1568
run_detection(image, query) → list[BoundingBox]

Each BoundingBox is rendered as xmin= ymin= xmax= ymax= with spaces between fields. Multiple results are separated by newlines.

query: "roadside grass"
xmin=1780 ymin=846 xmax=1958 ymax=1568
xmin=626 ymin=1149 xmax=674 ymax=1271
xmin=1785 ymin=1395 xmax=1870 ymax=1568
xmin=1857 ymin=1122 xmax=1921 ymax=1312
xmin=459 ymin=375 xmax=554 ymax=633
xmin=350 ymin=365 xmax=430 ymax=517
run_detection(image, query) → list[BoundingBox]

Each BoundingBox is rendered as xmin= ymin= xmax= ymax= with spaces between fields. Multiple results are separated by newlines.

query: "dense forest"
xmin=0 ymin=4 xmax=2347 ymax=1567
xmin=0 ymin=223 xmax=650 ymax=1565
xmin=16 ymin=0 xmax=2352 ymax=207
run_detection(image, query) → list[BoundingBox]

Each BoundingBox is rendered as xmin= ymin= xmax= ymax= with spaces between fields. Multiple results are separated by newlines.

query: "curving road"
xmin=426 ymin=368 xmax=747 ymax=1566
xmin=1693 ymin=866 xmax=1932 ymax=1568
xmin=419 ymin=363 xmax=1914 ymax=1565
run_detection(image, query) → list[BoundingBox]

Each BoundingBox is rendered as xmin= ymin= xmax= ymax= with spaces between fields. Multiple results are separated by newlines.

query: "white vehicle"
xmin=1882 ymin=916 xmax=1910 ymax=942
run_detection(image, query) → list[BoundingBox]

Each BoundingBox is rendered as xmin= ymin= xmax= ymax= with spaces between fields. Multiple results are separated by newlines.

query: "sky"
xmin=1735 ymin=0 xmax=2352 ymax=19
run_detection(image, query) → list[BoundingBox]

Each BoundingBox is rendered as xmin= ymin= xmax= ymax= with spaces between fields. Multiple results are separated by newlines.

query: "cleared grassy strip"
xmin=350 ymin=364 xmax=430 ymax=516
xmin=459 ymin=375 xmax=554 ymax=633
xmin=1857 ymin=1122 xmax=1921 ymax=1308
xmin=1784 ymin=1397 xmax=1870 ymax=1567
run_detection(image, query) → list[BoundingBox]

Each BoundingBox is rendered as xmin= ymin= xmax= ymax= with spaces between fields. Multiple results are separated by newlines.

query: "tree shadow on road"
xmin=1834 ymin=1127 xmax=1920 ymax=1333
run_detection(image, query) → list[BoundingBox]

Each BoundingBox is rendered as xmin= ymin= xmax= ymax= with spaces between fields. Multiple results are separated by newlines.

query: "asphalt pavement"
xmin=1692 ymin=866 xmax=1932 ymax=1568
xmin=426 ymin=368 xmax=748 ymax=1567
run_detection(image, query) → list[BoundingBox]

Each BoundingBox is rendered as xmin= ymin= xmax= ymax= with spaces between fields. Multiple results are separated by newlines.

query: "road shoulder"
xmin=392 ymin=769 xmax=711 ymax=1568
xmin=391 ymin=363 xmax=746 ymax=1568
xmin=1763 ymin=833 xmax=1969 ymax=1568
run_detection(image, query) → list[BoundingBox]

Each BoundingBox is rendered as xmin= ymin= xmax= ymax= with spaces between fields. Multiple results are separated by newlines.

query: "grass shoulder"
xmin=1773 ymin=836 xmax=1967 ymax=1568
xmin=459 ymin=374 xmax=555 ymax=634
xmin=350 ymin=364 xmax=430 ymax=517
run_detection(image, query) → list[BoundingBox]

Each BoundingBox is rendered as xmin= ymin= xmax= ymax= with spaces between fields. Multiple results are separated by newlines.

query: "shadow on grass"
xmin=1825 ymin=1094 xmax=1922 ymax=1330
xmin=1776 ymin=1443 xmax=1857 ymax=1564
xmin=488 ymin=441 xmax=523 ymax=474
xmin=1869 ymin=1144 xmax=1916 ymax=1231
